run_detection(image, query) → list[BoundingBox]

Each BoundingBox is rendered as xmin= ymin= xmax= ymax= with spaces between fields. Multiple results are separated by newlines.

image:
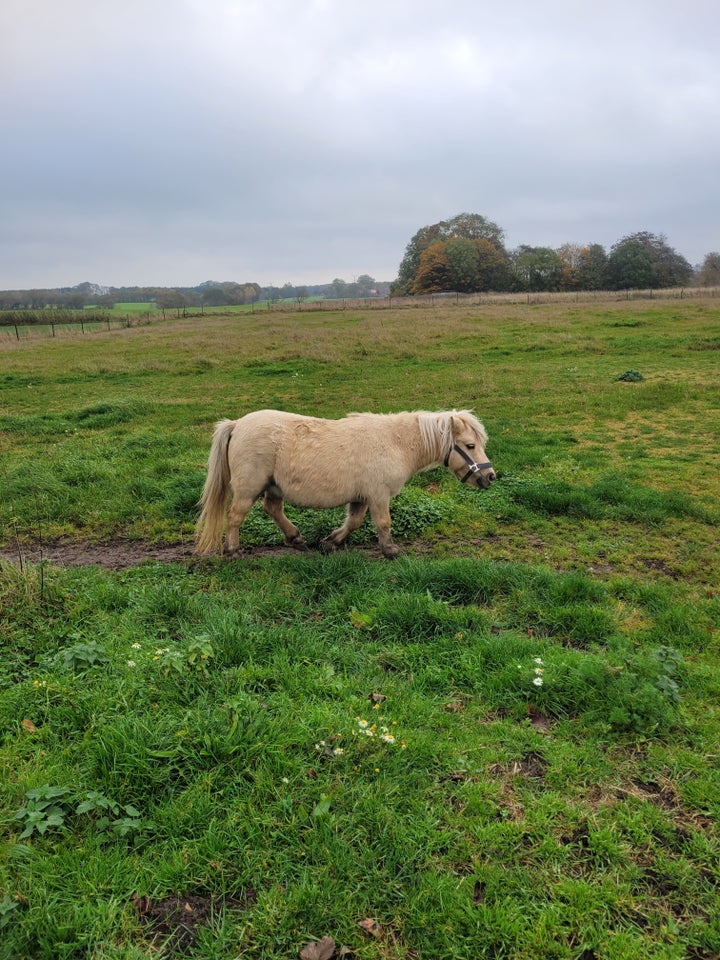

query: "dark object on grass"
xmin=615 ymin=370 xmax=645 ymax=382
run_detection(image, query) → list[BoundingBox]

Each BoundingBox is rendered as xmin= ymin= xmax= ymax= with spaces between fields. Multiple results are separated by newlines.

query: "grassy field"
xmin=1 ymin=298 xmax=719 ymax=959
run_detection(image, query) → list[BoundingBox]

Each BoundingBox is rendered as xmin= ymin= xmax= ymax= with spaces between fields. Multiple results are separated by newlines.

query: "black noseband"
xmin=444 ymin=444 xmax=494 ymax=484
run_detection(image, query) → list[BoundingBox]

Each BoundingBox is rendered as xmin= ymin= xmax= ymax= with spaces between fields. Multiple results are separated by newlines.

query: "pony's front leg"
xmin=369 ymin=500 xmax=400 ymax=559
xmin=263 ymin=490 xmax=307 ymax=551
xmin=321 ymin=501 xmax=368 ymax=553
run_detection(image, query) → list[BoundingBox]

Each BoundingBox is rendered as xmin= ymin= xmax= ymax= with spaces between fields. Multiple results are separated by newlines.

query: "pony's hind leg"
xmin=263 ymin=489 xmax=307 ymax=550
xmin=369 ymin=499 xmax=400 ymax=559
xmin=321 ymin=501 xmax=368 ymax=553
xmin=225 ymin=491 xmax=255 ymax=555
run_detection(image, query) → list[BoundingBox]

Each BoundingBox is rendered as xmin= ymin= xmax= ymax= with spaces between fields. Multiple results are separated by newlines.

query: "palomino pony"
xmin=195 ymin=409 xmax=495 ymax=558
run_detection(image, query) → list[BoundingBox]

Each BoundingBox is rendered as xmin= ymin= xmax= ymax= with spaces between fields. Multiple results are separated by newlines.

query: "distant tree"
xmin=577 ymin=244 xmax=608 ymax=290
xmin=396 ymin=212 xmax=506 ymax=294
xmin=262 ymin=285 xmax=283 ymax=302
xmin=201 ymin=285 xmax=230 ymax=307
xmin=446 ymin=239 xmax=481 ymax=292
xmin=156 ymin=289 xmax=187 ymax=317
xmin=356 ymin=274 xmax=376 ymax=297
xmin=62 ymin=290 xmax=88 ymax=309
xmin=327 ymin=278 xmax=349 ymax=299
xmin=557 ymin=243 xmax=585 ymax=289
xmin=696 ymin=252 xmax=720 ymax=287
xmin=411 ymin=242 xmax=452 ymax=294
xmin=511 ymin=246 xmax=564 ymax=291
xmin=607 ymin=232 xmax=692 ymax=289
xmin=474 ymin=238 xmax=511 ymax=291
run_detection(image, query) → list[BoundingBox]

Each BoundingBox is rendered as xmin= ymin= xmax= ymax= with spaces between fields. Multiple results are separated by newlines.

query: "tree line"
xmin=2 ymin=217 xmax=718 ymax=310
xmin=391 ymin=213 xmax=720 ymax=296
xmin=0 ymin=277 xmax=391 ymax=312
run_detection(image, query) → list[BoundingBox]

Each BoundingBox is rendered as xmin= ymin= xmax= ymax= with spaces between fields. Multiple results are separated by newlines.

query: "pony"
xmin=195 ymin=408 xmax=495 ymax=558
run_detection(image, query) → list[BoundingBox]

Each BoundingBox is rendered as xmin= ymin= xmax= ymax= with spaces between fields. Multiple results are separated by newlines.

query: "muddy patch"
xmin=1 ymin=538 xmax=196 ymax=570
xmin=0 ymin=537 xmax=389 ymax=570
xmin=132 ymin=889 xmax=256 ymax=954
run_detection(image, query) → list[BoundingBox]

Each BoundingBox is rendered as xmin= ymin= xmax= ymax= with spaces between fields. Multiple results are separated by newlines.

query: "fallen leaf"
xmin=443 ymin=700 xmax=464 ymax=713
xmin=358 ymin=918 xmax=381 ymax=937
xmin=300 ymin=935 xmax=336 ymax=959
xmin=368 ymin=692 xmax=387 ymax=704
xmin=22 ymin=719 xmax=37 ymax=734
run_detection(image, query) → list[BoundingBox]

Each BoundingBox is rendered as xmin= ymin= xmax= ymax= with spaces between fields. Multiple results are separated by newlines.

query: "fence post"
xmin=14 ymin=324 xmax=19 ymax=340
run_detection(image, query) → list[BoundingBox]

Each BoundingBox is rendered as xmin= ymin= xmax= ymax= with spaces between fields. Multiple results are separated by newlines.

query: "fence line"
xmin=0 ymin=313 xmax=153 ymax=342
xmin=261 ymin=286 xmax=719 ymax=312
xmin=2 ymin=288 xmax=718 ymax=341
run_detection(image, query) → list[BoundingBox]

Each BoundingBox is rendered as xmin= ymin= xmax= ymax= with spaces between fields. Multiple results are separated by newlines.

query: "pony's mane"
xmin=346 ymin=409 xmax=487 ymax=460
xmin=417 ymin=409 xmax=487 ymax=459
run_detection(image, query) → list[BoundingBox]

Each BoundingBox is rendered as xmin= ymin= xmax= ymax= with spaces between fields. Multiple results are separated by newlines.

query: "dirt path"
xmin=0 ymin=538 xmax=389 ymax=570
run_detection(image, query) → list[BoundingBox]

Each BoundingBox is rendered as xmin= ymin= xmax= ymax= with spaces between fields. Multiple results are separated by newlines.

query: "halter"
xmin=444 ymin=444 xmax=494 ymax=484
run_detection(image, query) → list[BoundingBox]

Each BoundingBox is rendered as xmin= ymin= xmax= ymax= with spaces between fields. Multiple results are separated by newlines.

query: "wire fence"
xmin=2 ymin=287 xmax=718 ymax=341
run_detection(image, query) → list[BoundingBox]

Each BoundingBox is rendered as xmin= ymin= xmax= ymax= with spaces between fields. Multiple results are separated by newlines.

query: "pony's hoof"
xmin=381 ymin=544 xmax=401 ymax=559
xmin=289 ymin=537 xmax=309 ymax=552
xmin=319 ymin=538 xmax=338 ymax=554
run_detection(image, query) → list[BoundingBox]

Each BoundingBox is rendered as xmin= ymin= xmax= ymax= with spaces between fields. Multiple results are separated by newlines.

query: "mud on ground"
xmin=0 ymin=537 xmax=389 ymax=570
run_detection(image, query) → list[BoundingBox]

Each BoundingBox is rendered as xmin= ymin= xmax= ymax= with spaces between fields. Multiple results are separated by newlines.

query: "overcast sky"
xmin=2 ymin=0 xmax=718 ymax=289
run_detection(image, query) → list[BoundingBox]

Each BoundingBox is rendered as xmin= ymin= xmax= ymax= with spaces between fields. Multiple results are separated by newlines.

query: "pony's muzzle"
xmin=476 ymin=467 xmax=496 ymax=489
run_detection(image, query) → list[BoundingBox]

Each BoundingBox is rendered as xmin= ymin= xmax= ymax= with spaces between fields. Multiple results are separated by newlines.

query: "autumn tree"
xmin=395 ymin=212 xmax=506 ymax=294
xmin=411 ymin=242 xmax=451 ymax=294
xmin=557 ymin=243 xmax=585 ymax=289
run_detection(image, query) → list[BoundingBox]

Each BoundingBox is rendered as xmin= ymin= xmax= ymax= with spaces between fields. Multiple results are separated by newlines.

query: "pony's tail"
xmin=195 ymin=418 xmax=235 ymax=555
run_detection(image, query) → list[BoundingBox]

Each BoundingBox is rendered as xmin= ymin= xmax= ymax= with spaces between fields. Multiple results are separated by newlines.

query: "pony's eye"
xmin=466 ymin=443 xmax=475 ymax=450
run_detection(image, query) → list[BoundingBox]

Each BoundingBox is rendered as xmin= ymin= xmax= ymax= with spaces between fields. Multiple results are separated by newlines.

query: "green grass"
xmin=1 ymin=297 xmax=719 ymax=958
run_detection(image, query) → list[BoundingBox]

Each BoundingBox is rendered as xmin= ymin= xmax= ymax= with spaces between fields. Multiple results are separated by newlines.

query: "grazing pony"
xmin=195 ymin=408 xmax=495 ymax=558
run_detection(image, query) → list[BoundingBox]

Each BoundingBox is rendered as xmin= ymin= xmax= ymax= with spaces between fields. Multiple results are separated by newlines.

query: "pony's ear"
xmin=449 ymin=413 xmax=462 ymax=437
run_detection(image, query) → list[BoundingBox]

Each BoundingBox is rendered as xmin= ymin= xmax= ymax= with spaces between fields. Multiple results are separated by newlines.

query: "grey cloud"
xmin=1 ymin=0 xmax=718 ymax=287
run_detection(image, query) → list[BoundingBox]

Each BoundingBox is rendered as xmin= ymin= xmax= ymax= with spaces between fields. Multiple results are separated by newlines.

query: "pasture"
xmin=1 ymin=298 xmax=719 ymax=959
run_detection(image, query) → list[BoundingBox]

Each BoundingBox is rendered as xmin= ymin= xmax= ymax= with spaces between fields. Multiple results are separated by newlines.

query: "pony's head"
xmin=444 ymin=410 xmax=496 ymax=489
